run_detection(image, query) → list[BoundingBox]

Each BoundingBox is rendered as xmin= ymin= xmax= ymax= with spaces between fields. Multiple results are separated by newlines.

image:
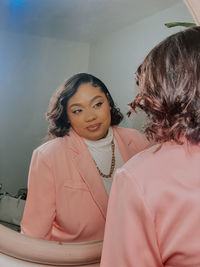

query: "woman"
xmin=100 ymin=27 xmax=200 ymax=266
xmin=20 ymin=73 xmax=149 ymax=242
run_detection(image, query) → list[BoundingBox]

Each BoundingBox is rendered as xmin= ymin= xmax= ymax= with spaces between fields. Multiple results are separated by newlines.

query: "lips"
xmin=87 ymin=123 xmax=101 ymax=132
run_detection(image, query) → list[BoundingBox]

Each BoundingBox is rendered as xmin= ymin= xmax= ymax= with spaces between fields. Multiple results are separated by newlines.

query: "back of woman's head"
xmin=130 ymin=26 xmax=200 ymax=144
xmin=45 ymin=73 xmax=123 ymax=140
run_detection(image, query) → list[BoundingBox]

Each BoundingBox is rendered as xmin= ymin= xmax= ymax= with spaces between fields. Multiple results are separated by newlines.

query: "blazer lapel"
xmin=69 ymin=130 xmax=108 ymax=219
xmin=68 ymin=127 xmax=136 ymax=220
xmin=113 ymin=127 xmax=137 ymax=162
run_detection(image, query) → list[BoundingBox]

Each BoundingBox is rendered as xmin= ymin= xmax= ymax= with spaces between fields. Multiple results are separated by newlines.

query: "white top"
xmin=84 ymin=127 xmax=124 ymax=195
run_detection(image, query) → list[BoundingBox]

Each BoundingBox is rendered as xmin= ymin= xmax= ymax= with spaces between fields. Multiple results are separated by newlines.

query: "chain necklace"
xmin=95 ymin=139 xmax=115 ymax=178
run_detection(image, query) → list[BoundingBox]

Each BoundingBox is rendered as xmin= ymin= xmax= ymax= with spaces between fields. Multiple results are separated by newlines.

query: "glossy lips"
xmin=86 ymin=123 xmax=101 ymax=132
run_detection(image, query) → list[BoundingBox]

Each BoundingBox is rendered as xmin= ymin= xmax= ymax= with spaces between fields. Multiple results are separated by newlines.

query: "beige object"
xmin=0 ymin=224 xmax=102 ymax=266
xmin=184 ymin=0 xmax=200 ymax=25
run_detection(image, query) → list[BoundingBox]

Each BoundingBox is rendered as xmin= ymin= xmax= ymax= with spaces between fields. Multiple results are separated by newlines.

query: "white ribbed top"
xmin=83 ymin=127 xmax=124 ymax=195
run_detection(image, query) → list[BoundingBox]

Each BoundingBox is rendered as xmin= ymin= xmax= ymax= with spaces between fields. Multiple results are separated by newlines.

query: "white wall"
xmin=0 ymin=32 xmax=90 ymax=194
xmin=88 ymin=1 xmax=194 ymax=130
xmin=0 ymin=1 xmax=194 ymax=194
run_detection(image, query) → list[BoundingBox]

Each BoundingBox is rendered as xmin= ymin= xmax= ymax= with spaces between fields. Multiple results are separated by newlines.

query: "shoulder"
xmin=115 ymin=142 xmax=200 ymax=217
xmin=117 ymin=142 xmax=186 ymax=187
xmin=32 ymin=130 xmax=85 ymax=162
xmin=113 ymin=126 xmax=143 ymax=136
xmin=114 ymin=144 xmax=161 ymax=200
xmin=34 ymin=137 xmax=65 ymax=155
xmin=113 ymin=126 xmax=149 ymax=151
xmin=122 ymin=144 xmax=158 ymax=173
xmin=32 ymin=134 xmax=75 ymax=161
xmin=113 ymin=126 xmax=147 ymax=141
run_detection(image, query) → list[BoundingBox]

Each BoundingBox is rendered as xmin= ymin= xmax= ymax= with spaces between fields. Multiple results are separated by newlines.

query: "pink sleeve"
xmin=20 ymin=150 xmax=56 ymax=240
xmin=100 ymin=168 xmax=163 ymax=267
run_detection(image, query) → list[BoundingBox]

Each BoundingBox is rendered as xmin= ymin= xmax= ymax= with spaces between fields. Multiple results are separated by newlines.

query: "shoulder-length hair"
xmin=129 ymin=26 xmax=200 ymax=145
xmin=45 ymin=73 xmax=123 ymax=140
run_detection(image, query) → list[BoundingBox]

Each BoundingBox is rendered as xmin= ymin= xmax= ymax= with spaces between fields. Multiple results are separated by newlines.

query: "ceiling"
xmin=0 ymin=0 xmax=182 ymax=42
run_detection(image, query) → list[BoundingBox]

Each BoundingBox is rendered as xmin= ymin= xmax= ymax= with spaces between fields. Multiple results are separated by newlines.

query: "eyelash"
xmin=71 ymin=102 xmax=103 ymax=114
xmin=93 ymin=102 xmax=103 ymax=108
xmin=72 ymin=109 xmax=82 ymax=114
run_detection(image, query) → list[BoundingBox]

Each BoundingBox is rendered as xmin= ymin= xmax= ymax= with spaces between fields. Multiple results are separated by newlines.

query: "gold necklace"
xmin=95 ymin=140 xmax=115 ymax=178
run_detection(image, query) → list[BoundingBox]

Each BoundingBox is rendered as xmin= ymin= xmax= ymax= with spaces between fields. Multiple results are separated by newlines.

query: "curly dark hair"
xmin=45 ymin=73 xmax=123 ymax=140
xmin=128 ymin=26 xmax=200 ymax=145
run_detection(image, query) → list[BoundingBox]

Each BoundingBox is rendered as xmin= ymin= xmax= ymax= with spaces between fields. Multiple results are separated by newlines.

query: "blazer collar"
xmin=113 ymin=126 xmax=136 ymax=161
xmin=68 ymin=129 xmax=108 ymax=219
xmin=67 ymin=127 xmax=133 ymax=219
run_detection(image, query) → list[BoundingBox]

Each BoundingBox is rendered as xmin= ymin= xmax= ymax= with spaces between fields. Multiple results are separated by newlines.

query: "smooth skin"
xmin=67 ymin=83 xmax=111 ymax=141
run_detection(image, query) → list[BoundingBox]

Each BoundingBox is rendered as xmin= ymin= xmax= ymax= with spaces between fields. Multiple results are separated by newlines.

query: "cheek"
xmin=68 ymin=115 xmax=83 ymax=129
xmin=102 ymin=105 xmax=111 ymax=120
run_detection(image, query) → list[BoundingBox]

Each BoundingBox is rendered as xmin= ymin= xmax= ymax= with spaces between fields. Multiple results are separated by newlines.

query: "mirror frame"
xmin=0 ymin=224 xmax=102 ymax=266
xmin=184 ymin=0 xmax=200 ymax=25
xmin=1 ymin=1 xmax=199 ymax=266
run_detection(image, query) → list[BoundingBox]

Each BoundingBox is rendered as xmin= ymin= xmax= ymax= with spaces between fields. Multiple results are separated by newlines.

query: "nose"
xmin=84 ymin=108 xmax=97 ymax=122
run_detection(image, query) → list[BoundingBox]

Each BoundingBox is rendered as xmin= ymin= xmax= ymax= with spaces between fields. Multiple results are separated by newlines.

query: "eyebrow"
xmin=69 ymin=95 xmax=104 ymax=109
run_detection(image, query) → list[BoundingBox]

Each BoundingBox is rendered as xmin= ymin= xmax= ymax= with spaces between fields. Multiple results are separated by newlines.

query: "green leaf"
xmin=165 ymin=22 xmax=196 ymax=28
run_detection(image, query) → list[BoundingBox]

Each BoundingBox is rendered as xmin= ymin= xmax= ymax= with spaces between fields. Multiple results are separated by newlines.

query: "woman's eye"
xmin=72 ymin=109 xmax=82 ymax=114
xmin=93 ymin=102 xmax=103 ymax=108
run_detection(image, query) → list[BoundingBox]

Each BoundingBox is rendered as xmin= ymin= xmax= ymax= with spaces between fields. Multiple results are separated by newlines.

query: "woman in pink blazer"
xmin=20 ymin=73 xmax=149 ymax=242
xmin=101 ymin=27 xmax=200 ymax=266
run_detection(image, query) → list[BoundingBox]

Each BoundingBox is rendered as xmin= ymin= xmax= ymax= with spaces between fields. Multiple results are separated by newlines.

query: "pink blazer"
xmin=101 ymin=142 xmax=200 ymax=267
xmin=21 ymin=126 xmax=149 ymax=242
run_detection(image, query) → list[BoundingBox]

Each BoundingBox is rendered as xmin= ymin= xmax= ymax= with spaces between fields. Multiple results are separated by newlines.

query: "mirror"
xmin=0 ymin=0 xmax=197 ymax=264
xmin=0 ymin=0 xmax=187 ymax=196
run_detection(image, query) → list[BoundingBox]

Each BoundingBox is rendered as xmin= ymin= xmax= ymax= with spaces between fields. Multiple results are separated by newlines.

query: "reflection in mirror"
xmin=0 ymin=0 xmax=196 ymax=265
xmin=20 ymin=72 xmax=148 ymax=242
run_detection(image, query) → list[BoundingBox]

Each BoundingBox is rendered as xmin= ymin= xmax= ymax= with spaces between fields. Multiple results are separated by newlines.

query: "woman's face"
xmin=67 ymin=83 xmax=111 ymax=140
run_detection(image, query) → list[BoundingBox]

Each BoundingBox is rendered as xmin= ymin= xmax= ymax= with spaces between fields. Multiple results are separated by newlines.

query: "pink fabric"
xmin=101 ymin=142 xmax=200 ymax=266
xmin=21 ymin=127 xmax=149 ymax=242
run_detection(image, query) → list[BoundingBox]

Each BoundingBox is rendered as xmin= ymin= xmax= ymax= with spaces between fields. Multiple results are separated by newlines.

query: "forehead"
xmin=68 ymin=83 xmax=106 ymax=104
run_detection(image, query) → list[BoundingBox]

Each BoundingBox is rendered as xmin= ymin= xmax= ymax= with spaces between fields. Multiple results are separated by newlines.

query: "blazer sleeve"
xmin=21 ymin=149 xmax=56 ymax=240
xmin=100 ymin=168 xmax=163 ymax=267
